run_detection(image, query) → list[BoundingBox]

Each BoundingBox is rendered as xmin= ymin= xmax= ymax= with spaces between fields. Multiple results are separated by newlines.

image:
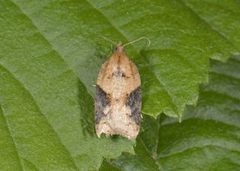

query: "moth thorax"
xmin=112 ymin=89 xmax=125 ymax=99
xmin=111 ymin=80 xmax=127 ymax=98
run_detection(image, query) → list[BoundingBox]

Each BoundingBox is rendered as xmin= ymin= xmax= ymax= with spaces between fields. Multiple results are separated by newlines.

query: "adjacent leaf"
xmin=101 ymin=55 xmax=240 ymax=170
xmin=7 ymin=0 xmax=239 ymax=118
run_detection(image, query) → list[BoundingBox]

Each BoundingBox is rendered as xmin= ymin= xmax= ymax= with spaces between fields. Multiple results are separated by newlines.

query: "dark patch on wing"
xmin=95 ymin=85 xmax=110 ymax=124
xmin=126 ymin=87 xmax=141 ymax=125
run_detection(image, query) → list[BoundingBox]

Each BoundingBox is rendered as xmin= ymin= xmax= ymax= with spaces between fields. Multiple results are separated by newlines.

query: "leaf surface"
xmin=4 ymin=0 xmax=240 ymax=118
xmin=1 ymin=0 xmax=240 ymax=170
xmin=0 ymin=1 xmax=134 ymax=170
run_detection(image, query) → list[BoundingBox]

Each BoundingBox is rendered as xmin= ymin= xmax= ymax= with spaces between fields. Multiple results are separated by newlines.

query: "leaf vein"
xmin=9 ymin=0 xmax=93 ymax=99
xmin=0 ymin=105 xmax=25 ymax=171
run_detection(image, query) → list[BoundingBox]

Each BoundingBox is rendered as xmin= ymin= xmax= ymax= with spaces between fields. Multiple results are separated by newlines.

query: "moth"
xmin=95 ymin=43 xmax=142 ymax=139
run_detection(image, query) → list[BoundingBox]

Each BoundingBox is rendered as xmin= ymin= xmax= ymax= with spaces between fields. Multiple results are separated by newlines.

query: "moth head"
xmin=115 ymin=43 xmax=124 ymax=53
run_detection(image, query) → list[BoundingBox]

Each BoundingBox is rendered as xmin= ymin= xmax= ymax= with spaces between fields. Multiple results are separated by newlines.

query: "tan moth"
xmin=95 ymin=38 xmax=149 ymax=139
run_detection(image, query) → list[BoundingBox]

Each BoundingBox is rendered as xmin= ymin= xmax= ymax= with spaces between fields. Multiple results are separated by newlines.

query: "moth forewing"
xmin=95 ymin=44 xmax=141 ymax=140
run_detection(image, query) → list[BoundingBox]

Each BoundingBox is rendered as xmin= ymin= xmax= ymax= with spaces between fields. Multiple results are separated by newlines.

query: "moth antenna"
xmin=123 ymin=37 xmax=151 ymax=48
xmin=101 ymin=36 xmax=117 ymax=45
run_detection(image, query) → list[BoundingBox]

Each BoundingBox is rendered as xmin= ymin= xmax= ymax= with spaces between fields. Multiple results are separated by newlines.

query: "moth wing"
xmin=95 ymin=85 xmax=109 ymax=123
xmin=126 ymin=87 xmax=141 ymax=125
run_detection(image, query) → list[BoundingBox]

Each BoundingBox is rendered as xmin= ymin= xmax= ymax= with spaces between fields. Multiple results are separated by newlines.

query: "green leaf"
xmin=101 ymin=55 xmax=240 ymax=170
xmin=2 ymin=0 xmax=239 ymax=119
xmin=1 ymin=0 xmax=240 ymax=170
xmin=0 ymin=1 xmax=134 ymax=170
